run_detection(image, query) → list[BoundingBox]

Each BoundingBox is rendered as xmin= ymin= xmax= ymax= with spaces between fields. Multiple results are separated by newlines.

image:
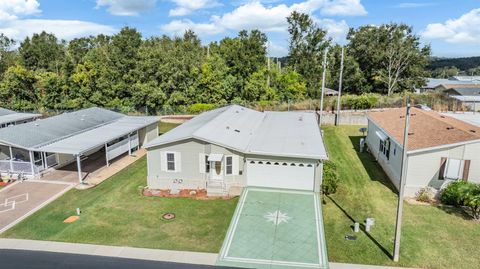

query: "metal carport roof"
xmin=37 ymin=116 xmax=159 ymax=155
xmin=0 ymin=108 xmax=40 ymax=126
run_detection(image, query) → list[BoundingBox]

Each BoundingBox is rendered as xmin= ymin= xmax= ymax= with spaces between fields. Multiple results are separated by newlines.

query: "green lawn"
xmin=322 ymin=126 xmax=480 ymax=269
xmin=2 ymin=122 xmax=238 ymax=253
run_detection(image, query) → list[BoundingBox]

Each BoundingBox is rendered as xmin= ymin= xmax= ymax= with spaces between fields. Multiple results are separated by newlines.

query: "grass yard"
xmin=322 ymin=126 xmax=480 ymax=269
xmin=2 ymin=122 xmax=238 ymax=253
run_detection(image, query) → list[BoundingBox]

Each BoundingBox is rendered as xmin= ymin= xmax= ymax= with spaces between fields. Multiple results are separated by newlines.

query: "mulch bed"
xmin=0 ymin=181 xmax=12 ymax=187
xmin=143 ymin=188 xmax=233 ymax=200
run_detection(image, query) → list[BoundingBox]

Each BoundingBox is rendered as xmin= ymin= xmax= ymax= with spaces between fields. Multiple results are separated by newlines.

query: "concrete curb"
xmin=0 ymin=239 xmax=218 ymax=266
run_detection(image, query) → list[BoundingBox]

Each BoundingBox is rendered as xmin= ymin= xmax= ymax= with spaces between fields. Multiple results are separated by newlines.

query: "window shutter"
xmin=232 ymin=155 xmax=239 ymax=175
xmin=462 ymin=160 xmax=471 ymax=182
xmin=439 ymin=157 xmax=447 ymax=180
xmin=199 ymin=153 xmax=206 ymax=173
xmin=175 ymin=152 xmax=182 ymax=172
xmin=160 ymin=151 xmax=167 ymax=172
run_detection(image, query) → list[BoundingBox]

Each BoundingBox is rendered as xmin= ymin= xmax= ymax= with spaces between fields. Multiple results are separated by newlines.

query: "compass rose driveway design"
xmin=217 ymin=187 xmax=328 ymax=269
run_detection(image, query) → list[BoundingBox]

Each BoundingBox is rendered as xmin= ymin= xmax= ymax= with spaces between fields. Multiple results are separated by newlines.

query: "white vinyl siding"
xmin=160 ymin=151 xmax=181 ymax=172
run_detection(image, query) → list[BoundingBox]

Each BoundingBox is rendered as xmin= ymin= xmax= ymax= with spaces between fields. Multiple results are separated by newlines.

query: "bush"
xmin=415 ymin=187 xmax=434 ymax=203
xmin=440 ymin=181 xmax=470 ymax=206
xmin=322 ymin=161 xmax=339 ymax=195
xmin=342 ymin=93 xmax=379 ymax=110
xmin=187 ymin=103 xmax=216 ymax=114
xmin=441 ymin=181 xmax=480 ymax=220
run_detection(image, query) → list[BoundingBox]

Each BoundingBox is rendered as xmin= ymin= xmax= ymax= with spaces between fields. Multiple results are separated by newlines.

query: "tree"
xmin=347 ymin=24 xmax=430 ymax=95
xmin=0 ymin=34 xmax=16 ymax=78
xmin=0 ymin=65 xmax=38 ymax=110
xmin=287 ymin=11 xmax=330 ymax=98
xmin=19 ymin=31 xmax=65 ymax=72
xmin=328 ymin=45 xmax=370 ymax=94
xmin=272 ymin=68 xmax=307 ymax=101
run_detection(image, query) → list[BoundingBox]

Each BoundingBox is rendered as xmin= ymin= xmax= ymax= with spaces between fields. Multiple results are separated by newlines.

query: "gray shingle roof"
xmin=0 ymin=108 xmax=158 ymax=154
xmin=145 ymin=105 xmax=328 ymax=160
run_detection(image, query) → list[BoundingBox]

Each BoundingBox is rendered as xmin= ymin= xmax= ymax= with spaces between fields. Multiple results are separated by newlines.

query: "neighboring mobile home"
xmin=366 ymin=107 xmax=480 ymax=197
xmin=144 ymin=105 xmax=328 ymax=196
xmin=0 ymin=107 xmax=159 ymax=182
xmin=0 ymin=108 xmax=41 ymax=128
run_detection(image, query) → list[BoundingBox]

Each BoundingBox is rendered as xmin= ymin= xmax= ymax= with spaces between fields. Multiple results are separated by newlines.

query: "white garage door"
xmin=246 ymin=160 xmax=315 ymax=191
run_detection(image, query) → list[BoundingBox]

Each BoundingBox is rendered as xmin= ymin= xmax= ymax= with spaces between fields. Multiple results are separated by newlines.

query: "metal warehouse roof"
xmin=0 ymin=108 xmax=41 ymax=126
xmin=145 ymin=105 xmax=328 ymax=160
xmin=37 ymin=116 xmax=159 ymax=155
xmin=0 ymin=107 xmax=159 ymax=154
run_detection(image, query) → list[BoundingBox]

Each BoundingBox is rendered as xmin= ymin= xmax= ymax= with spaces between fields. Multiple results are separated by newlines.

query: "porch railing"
xmin=0 ymin=160 xmax=41 ymax=175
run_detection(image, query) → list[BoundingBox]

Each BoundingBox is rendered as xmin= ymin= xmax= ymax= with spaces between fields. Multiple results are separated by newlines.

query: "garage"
xmin=246 ymin=159 xmax=316 ymax=191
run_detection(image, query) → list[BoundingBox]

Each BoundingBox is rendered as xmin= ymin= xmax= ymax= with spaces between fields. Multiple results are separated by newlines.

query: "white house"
xmin=144 ymin=105 xmax=328 ymax=196
xmin=366 ymin=107 xmax=480 ymax=197
xmin=0 ymin=108 xmax=40 ymax=128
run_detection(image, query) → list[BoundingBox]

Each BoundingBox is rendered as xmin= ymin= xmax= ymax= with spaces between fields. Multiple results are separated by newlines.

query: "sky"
xmin=0 ymin=0 xmax=479 ymax=58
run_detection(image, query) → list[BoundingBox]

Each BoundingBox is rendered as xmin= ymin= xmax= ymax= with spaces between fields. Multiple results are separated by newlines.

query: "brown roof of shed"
xmin=367 ymin=107 xmax=480 ymax=151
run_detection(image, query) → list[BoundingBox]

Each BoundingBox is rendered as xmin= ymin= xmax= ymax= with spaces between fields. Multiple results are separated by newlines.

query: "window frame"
xmin=225 ymin=156 xmax=233 ymax=175
xmin=205 ymin=155 xmax=210 ymax=173
xmin=166 ymin=152 xmax=176 ymax=171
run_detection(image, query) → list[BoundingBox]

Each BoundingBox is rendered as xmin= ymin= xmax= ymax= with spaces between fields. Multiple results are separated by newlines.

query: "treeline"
xmin=0 ymin=12 xmax=430 ymax=113
xmin=428 ymin=56 xmax=480 ymax=77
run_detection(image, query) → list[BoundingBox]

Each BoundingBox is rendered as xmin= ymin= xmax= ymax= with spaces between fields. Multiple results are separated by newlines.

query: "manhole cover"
xmin=162 ymin=213 xmax=175 ymax=220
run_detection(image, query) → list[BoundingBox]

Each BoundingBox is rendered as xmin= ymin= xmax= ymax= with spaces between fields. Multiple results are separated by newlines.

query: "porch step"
xmin=207 ymin=181 xmax=227 ymax=196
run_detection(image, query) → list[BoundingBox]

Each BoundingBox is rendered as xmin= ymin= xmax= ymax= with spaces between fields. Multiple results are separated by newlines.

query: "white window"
xmin=226 ymin=156 xmax=233 ymax=175
xmin=445 ymin=158 xmax=462 ymax=180
xmin=167 ymin=153 xmax=175 ymax=171
xmin=162 ymin=151 xmax=181 ymax=172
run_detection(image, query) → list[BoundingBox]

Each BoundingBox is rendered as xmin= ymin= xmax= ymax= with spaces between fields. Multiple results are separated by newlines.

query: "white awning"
xmin=376 ymin=131 xmax=388 ymax=141
xmin=208 ymin=154 xmax=224 ymax=162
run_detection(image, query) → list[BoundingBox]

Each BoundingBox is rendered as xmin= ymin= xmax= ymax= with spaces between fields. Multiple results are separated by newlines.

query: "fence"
xmin=0 ymin=160 xmax=41 ymax=175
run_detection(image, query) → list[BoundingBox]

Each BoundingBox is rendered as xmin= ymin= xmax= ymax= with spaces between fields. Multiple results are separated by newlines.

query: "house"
xmin=442 ymin=112 xmax=480 ymax=127
xmin=144 ymin=105 xmax=328 ymax=196
xmin=415 ymin=78 xmax=477 ymax=93
xmin=324 ymin=88 xmax=339 ymax=96
xmin=366 ymin=107 xmax=480 ymax=197
xmin=0 ymin=108 xmax=41 ymax=128
xmin=0 ymin=107 xmax=159 ymax=182
xmin=440 ymin=85 xmax=480 ymax=111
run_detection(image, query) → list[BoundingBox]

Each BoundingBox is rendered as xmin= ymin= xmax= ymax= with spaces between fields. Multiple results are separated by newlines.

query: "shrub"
xmin=415 ymin=187 xmax=434 ymax=203
xmin=441 ymin=181 xmax=480 ymax=220
xmin=322 ymin=161 xmax=339 ymax=195
xmin=342 ymin=93 xmax=379 ymax=110
xmin=187 ymin=103 xmax=216 ymax=114
xmin=440 ymin=181 xmax=470 ymax=206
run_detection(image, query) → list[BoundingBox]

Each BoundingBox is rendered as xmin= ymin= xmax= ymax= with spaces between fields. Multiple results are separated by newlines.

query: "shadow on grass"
xmin=326 ymin=195 xmax=393 ymax=260
xmin=348 ymin=135 xmax=398 ymax=194
xmin=435 ymin=204 xmax=474 ymax=220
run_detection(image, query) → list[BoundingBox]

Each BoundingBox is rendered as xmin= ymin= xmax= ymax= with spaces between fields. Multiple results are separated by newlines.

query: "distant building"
xmin=438 ymin=84 xmax=480 ymax=111
xmin=0 ymin=108 xmax=40 ymax=128
xmin=415 ymin=78 xmax=477 ymax=93
xmin=324 ymin=88 xmax=339 ymax=96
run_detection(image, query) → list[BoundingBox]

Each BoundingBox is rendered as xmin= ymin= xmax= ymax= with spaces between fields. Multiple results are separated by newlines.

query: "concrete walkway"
xmin=0 ymin=239 xmax=418 ymax=269
xmin=0 ymin=239 xmax=217 ymax=266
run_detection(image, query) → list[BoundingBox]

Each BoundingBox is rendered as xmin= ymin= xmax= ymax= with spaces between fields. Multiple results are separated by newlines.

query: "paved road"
xmin=0 ymin=249 xmax=238 ymax=269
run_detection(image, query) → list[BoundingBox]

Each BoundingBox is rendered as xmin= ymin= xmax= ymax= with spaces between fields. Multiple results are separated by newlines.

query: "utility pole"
xmin=207 ymin=44 xmax=210 ymax=58
xmin=335 ymin=47 xmax=344 ymax=126
xmin=266 ymin=42 xmax=270 ymax=88
xmin=393 ymin=97 xmax=411 ymax=262
xmin=319 ymin=48 xmax=328 ymax=127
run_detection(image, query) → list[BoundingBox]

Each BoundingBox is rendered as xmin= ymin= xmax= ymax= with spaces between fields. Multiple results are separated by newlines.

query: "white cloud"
xmin=160 ymin=19 xmax=223 ymax=36
xmin=394 ymin=2 xmax=434 ymax=8
xmin=422 ymin=8 xmax=480 ymax=43
xmin=0 ymin=0 xmax=40 ymax=21
xmin=267 ymin=41 xmax=288 ymax=57
xmin=169 ymin=0 xmax=219 ymax=17
xmin=0 ymin=19 xmax=116 ymax=41
xmin=160 ymin=0 xmax=360 ymax=44
xmin=320 ymin=0 xmax=367 ymax=16
xmin=95 ymin=0 xmax=156 ymax=16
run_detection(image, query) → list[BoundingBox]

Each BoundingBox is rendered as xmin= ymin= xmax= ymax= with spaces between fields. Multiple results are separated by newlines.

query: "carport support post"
xmin=128 ymin=133 xmax=132 ymax=155
xmin=29 ymin=150 xmax=35 ymax=176
xmin=76 ymin=155 xmax=83 ymax=184
xmin=105 ymin=143 xmax=109 ymax=166
xmin=8 ymin=146 xmax=13 ymax=171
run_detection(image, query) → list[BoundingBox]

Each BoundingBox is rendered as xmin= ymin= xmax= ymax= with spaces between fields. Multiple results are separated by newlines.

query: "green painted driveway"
xmin=217 ymin=188 xmax=329 ymax=269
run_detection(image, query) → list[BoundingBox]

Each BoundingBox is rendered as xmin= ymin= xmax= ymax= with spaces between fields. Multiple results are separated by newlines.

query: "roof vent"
xmin=226 ymin=126 xmax=230 ymax=130
xmin=235 ymin=110 xmax=239 ymax=113
xmin=440 ymin=116 xmax=446 ymax=118
xmin=446 ymin=127 xmax=455 ymax=130
xmin=234 ymin=129 xmax=240 ymax=133
xmin=35 ymin=123 xmax=39 ymax=126
xmin=299 ymin=116 xmax=303 ymax=121
xmin=470 ymin=130 xmax=476 ymax=133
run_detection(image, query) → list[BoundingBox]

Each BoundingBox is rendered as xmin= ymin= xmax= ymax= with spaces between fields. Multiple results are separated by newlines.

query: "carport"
xmin=0 ymin=107 xmax=159 ymax=182
xmin=37 ymin=116 xmax=158 ymax=183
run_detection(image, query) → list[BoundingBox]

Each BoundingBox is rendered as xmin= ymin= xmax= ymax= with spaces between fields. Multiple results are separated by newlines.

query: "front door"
xmin=210 ymin=161 xmax=223 ymax=180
